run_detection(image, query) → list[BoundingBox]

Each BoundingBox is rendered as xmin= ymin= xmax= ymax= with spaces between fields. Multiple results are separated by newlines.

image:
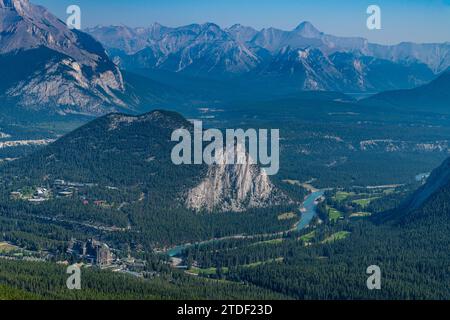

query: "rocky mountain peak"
xmin=0 ymin=0 xmax=131 ymax=116
xmin=294 ymin=21 xmax=322 ymax=38
xmin=186 ymin=143 xmax=288 ymax=213
xmin=198 ymin=22 xmax=228 ymax=39
xmin=0 ymin=0 xmax=29 ymax=12
xmin=227 ymin=24 xmax=258 ymax=42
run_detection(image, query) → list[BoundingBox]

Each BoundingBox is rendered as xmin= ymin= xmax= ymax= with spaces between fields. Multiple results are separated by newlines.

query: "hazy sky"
xmin=33 ymin=0 xmax=450 ymax=45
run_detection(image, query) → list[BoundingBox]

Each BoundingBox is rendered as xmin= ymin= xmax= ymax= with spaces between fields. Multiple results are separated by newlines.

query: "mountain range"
xmin=1 ymin=0 xmax=448 ymax=118
xmin=87 ymin=22 xmax=449 ymax=92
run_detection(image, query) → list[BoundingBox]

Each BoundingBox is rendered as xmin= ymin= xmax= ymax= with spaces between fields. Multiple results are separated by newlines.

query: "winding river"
xmin=167 ymin=190 xmax=324 ymax=257
xmin=297 ymin=190 xmax=325 ymax=230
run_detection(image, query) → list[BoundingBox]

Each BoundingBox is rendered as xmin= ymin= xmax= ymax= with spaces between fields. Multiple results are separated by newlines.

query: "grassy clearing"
xmin=299 ymin=231 xmax=316 ymax=243
xmin=352 ymin=197 xmax=379 ymax=208
xmin=326 ymin=206 xmax=343 ymax=222
xmin=278 ymin=212 xmax=297 ymax=221
xmin=322 ymin=231 xmax=351 ymax=243
xmin=350 ymin=212 xmax=372 ymax=218
xmin=190 ymin=258 xmax=284 ymax=276
xmin=333 ymin=191 xmax=355 ymax=201
xmin=188 ymin=267 xmax=229 ymax=276
xmin=0 ymin=242 xmax=20 ymax=254
xmin=243 ymin=258 xmax=284 ymax=268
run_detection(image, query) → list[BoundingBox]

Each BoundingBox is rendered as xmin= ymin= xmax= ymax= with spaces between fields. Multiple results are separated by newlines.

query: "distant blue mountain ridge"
xmin=0 ymin=0 xmax=448 ymax=117
xmin=86 ymin=22 xmax=449 ymax=93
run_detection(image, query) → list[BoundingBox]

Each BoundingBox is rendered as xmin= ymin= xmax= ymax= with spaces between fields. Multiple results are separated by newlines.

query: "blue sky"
xmin=33 ymin=0 xmax=450 ymax=45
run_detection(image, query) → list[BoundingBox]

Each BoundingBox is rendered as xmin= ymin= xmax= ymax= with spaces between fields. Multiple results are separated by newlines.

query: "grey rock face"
xmin=186 ymin=144 xmax=287 ymax=213
xmin=226 ymin=24 xmax=259 ymax=43
xmin=252 ymin=47 xmax=434 ymax=92
xmin=0 ymin=0 xmax=126 ymax=115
